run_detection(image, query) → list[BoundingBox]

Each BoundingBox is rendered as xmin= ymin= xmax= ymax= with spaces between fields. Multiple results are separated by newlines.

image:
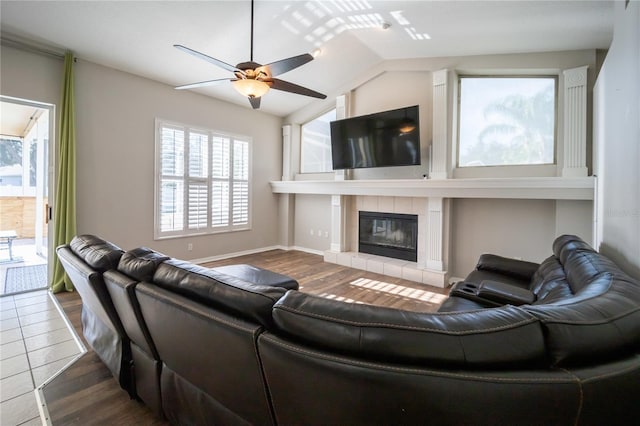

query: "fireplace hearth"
xmin=358 ymin=211 xmax=418 ymax=262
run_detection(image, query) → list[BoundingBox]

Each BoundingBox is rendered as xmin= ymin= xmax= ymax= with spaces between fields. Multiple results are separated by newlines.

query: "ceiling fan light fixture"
xmin=399 ymin=118 xmax=416 ymax=134
xmin=232 ymin=79 xmax=270 ymax=98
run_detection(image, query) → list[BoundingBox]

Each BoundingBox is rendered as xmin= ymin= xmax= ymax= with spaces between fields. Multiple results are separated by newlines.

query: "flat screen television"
xmin=330 ymin=105 xmax=420 ymax=170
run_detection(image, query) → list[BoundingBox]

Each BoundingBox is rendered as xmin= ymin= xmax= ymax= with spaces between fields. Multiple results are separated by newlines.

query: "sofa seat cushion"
xmin=211 ymin=264 xmax=298 ymax=290
xmin=70 ymin=234 xmax=124 ymax=272
xmin=151 ymin=259 xmax=288 ymax=328
xmin=273 ymin=290 xmax=547 ymax=367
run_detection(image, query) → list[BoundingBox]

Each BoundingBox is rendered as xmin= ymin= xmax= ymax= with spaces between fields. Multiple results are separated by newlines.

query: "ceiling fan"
xmin=174 ymin=0 xmax=326 ymax=109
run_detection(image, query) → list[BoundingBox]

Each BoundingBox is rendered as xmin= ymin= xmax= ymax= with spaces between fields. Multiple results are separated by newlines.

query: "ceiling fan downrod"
xmin=250 ymin=0 xmax=254 ymax=62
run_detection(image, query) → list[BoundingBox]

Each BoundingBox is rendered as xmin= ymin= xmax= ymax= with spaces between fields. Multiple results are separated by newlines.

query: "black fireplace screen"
xmin=359 ymin=211 xmax=418 ymax=262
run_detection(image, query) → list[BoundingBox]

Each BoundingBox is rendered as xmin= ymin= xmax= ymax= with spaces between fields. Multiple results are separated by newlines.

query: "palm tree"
xmin=467 ymin=82 xmax=555 ymax=166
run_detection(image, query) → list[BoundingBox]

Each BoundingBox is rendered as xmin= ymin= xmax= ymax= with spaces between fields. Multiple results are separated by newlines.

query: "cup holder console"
xmin=450 ymin=281 xmax=501 ymax=307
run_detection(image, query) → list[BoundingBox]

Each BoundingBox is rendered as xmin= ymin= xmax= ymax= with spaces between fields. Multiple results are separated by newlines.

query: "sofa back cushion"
xmin=272 ymin=290 xmax=547 ymax=368
xmin=552 ymin=234 xmax=594 ymax=266
xmin=118 ymin=247 xmax=170 ymax=282
xmin=135 ymin=283 xmax=274 ymax=425
xmin=530 ymin=256 xmax=573 ymax=303
xmin=526 ymin=270 xmax=640 ymax=365
xmin=151 ymin=259 xmax=287 ymax=328
xmin=70 ymin=234 xmax=124 ymax=272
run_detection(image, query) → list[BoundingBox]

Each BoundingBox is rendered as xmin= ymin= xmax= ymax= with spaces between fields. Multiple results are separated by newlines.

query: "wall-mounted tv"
xmin=330 ymin=105 xmax=420 ymax=170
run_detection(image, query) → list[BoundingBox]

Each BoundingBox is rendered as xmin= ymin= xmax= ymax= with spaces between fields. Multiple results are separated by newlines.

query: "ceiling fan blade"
xmin=175 ymin=78 xmax=233 ymax=90
xmin=269 ymin=78 xmax=327 ymax=99
xmin=260 ymin=53 xmax=314 ymax=77
xmin=249 ymin=96 xmax=261 ymax=109
xmin=174 ymin=44 xmax=239 ymax=73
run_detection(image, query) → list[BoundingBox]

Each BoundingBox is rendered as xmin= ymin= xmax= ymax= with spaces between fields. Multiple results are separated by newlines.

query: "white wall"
xmin=1 ymin=46 xmax=284 ymax=261
xmin=0 ymin=47 xmax=62 ymax=106
xmin=293 ymin=194 xmax=332 ymax=253
xmin=594 ymin=1 xmax=640 ymax=279
xmin=452 ymin=199 xmax=556 ymax=271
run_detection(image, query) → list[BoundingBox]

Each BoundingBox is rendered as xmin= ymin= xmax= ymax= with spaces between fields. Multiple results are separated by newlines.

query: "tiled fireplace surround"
xmin=324 ymin=195 xmax=449 ymax=288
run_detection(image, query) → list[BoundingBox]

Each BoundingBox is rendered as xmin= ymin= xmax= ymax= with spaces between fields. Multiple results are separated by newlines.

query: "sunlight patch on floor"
xmin=315 ymin=293 xmax=363 ymax=304
xmin=349 ymin=277 xmax=447 ymax=304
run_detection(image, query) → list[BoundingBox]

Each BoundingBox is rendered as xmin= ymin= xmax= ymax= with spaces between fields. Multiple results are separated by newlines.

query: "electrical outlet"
xmin=317 ymin=229 xmax=322 ymax=237
xmin=324 ymin=231 xmax=329 ymax=238
xmin=310 ymin=229 xmax=314 ymax=236
xmin=187 ymin=243 xmax=193 ymax=251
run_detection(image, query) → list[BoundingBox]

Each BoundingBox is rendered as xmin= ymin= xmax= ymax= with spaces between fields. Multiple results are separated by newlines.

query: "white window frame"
xmin=455 ymin=75 xmax=558 ymax=176
xmin=154 ymin=119 xmax=251 ymax=239
xmin=300 ymin=108 xmax=336 ymax=174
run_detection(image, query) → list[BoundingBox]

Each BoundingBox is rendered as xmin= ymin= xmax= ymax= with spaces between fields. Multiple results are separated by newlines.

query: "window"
xmin=155 ymin=120 xmax=250 ymax=238
xmin=1 ymin=111 xmax=48 ymax=196
xmin=300 ymin=108 xmax=336 ymax=173
xmin=457 ymin=76 xmax=556 ymax=168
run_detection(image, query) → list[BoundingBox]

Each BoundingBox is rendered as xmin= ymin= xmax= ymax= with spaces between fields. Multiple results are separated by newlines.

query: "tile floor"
xmin=1 ymin=239 xmax=48 ymax=296
xmin=1 ymin=289 xmax=84 ymax=425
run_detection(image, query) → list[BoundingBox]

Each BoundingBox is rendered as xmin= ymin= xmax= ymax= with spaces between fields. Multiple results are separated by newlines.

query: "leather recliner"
xmin=56 ymin=235 xmax=133 ymax=394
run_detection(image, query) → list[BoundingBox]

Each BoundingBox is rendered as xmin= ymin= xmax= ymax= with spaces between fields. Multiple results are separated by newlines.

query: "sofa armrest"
xmin=476 ymin=254 xmax=540 ymax=281
xmin=478 ymin=280 xmax=536 ymax=306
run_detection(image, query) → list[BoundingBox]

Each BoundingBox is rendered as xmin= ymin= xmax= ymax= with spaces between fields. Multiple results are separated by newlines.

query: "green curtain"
xmin=51 ymin=51 xmax=77 ymax=293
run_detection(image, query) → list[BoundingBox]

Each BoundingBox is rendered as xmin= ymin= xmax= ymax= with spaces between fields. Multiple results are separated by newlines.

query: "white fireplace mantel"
xmin=269 ymin=177 xmax=595 ymax=200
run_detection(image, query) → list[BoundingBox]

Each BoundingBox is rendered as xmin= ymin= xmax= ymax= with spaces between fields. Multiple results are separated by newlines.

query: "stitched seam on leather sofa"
xmin=578 ymin=362 xmax=640 ymax=383
xmin=166 ymin=266 xmax=284 ymax=304
xmin=558 ymin=367 xmax=584 ymax=426
xmin=274 ymin=305 xmax=539 ymax=335
xmin=536 ymin=306 xmax=640 ymax=325
xmin=261 ymin=335 xmax=577 ymax=383
xmin=138 ymin=284 xmax=260 ymax=334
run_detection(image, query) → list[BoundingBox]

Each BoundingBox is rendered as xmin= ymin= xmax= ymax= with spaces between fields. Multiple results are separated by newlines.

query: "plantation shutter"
xmin=155 ymin=119 xmax=251 ymax=238
xmin=211 ymin=136 xmax=230 ymax=227
xmin=187 ymin=131 xmax=209 ymax=230
xmin=159 ymin=125 xmax=185 ymax=232
xmin=232 ymin=140 xmax=249 ymax=225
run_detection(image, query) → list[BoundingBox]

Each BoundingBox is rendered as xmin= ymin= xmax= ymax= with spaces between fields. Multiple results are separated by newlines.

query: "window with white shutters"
xmin=155 ymin=119 xmax=251 ymax=238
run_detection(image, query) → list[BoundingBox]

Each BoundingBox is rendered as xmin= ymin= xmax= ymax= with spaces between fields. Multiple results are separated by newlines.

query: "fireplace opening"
xmin=359 ymin=211 xmax=418 ymax=262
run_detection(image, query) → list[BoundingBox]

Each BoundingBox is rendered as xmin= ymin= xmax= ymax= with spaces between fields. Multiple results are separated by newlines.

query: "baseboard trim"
xmin=190 ymin=246 xmax=283 ymax=264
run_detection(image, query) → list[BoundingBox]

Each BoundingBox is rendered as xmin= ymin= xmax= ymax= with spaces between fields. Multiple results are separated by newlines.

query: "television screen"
xmin=330 ymin=105 xmax=420 ymax=170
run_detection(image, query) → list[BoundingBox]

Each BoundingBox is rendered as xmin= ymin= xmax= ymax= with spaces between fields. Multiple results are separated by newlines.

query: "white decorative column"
xmin=334 ymin=93 xmax=352 ymax=181
xmin=562 ymin=65 xmax=589 ymax=177
xmin=426 ymin=197 xmax=445 ymax=271
xmin=329 ymin=94 xmax=352 ymax=257
xmin=431 ymin=69 xmax=449 ymax=180
xmin=282 ymin=125 xmax=292 ymax=181
xmin=278 ymin=125 xmax=295 ymax=248
xmin=330 ymin=195 xmax=349 ymax=252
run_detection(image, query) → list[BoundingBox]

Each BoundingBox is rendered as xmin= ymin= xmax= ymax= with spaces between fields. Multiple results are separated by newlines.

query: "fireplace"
xmin=358 ymin=211 xmax=418 ymax=262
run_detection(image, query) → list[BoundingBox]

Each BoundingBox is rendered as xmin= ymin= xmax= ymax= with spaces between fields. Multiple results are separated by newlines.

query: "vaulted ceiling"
xmin=0 ymin=1 xmax=614 ymax=117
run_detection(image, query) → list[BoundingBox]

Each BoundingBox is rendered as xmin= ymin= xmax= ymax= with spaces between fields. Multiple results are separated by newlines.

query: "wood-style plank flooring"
xmin=45 ymin=250 xmax=449 ymax=425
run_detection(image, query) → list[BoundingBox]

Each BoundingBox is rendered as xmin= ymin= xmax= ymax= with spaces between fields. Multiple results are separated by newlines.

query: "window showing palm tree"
xmin=458 ymin=77 xmax=556 ymax=167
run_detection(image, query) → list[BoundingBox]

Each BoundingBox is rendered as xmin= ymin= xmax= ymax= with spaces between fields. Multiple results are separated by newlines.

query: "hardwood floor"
xmin=44 ymin=292 xmax=166 ymax=426
xmin=45 ymin=250 xmax=449 ymax=424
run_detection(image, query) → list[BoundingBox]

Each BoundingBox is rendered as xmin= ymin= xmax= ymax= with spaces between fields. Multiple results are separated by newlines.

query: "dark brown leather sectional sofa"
xmin=57 ymin=234 xmax=640 ymax=425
